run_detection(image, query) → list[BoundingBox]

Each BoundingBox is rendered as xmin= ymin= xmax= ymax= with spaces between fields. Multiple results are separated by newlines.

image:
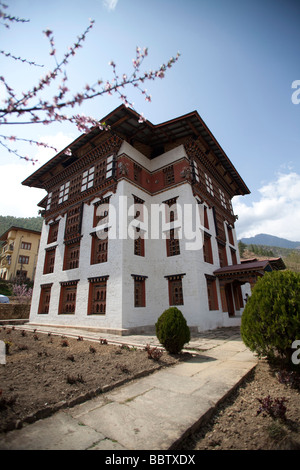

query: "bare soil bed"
xmin=180 ymin=360 xmax=300 ymax=451
xmin=0 ymin=327 xmax=184 ymax=433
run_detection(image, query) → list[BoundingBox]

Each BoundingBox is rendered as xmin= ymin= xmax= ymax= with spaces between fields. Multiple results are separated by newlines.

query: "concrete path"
xmin=0 ymin=326 xmax=257 ymax=450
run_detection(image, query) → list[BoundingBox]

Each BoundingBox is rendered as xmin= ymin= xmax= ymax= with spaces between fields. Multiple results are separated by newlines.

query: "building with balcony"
xmin=22 ymin=105 xmax=256 ymax=334
xmin=0 ymin=226 xmax=41 ymax=282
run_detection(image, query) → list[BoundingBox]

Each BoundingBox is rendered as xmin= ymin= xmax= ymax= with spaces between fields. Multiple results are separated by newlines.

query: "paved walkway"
xmin=0 ymin=325 xmax=257 ymax=450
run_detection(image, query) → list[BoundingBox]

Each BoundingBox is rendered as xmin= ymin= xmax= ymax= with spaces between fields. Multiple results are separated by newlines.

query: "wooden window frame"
xmin=48 ymin=221 xmax=59 ymax=244
xmin=203 ymin=232 xmax=213 ymax=264
xmin=132 ymin=275 xmax=147 ymax=308
xmin=38 ymin=284 xmax=52 ymax=314
xmin=165 ymin=274 xmax=185 ymax=306
xmin=18 ymin=255 xmax=29 ymax=265
xmin=43 ymin=246 xmax=56 ymax=274
xmin=21 ymin=242 xmax=31 ymax=250
xmin=88 ymin=276 xmax=109 ymax=315
xmin=63 ymin=240 xmax=81 ymax=271
xmin=58 ymin=280 xmax=79 ymax=315
xmin=206 ymin=275 xmax=219 ymax=311
xmin=90 ymin=232 xmax=108 ymax=264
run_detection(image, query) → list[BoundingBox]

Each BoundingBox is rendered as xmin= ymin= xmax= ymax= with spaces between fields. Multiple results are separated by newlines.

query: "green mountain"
xmin=240 ymin=233 xmax=300 ymax=250
xmin=0 ymin=215 xmax=43 ymax=237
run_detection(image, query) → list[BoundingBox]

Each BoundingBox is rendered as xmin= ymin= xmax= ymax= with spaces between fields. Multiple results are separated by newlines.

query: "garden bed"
xmin=0 ymin=327 xmax=185 ymax=433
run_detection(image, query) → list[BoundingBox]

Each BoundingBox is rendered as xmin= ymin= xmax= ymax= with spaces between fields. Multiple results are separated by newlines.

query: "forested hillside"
xmin=0 ymin=215 xmax=43 ymax=236
xmin=238 ymin=241 xmax=300 ymax=272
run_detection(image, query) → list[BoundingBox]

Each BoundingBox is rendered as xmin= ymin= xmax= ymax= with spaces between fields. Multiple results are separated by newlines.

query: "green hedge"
xmin=241 ymin=270 xmax=300 ymax=363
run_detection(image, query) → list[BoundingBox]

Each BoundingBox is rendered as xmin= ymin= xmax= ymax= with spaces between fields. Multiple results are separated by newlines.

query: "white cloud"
xmin=0 ymin=132 xmax=75 ymax=218
xmin=233 ymin=172 xmax=300 ymax=242
xmin=102 ymin=0 xmax=118 ymax=11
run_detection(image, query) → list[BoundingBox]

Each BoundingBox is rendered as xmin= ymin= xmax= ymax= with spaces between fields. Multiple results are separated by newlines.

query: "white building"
xmin=23 ymin=106 xmax=256 ymax=335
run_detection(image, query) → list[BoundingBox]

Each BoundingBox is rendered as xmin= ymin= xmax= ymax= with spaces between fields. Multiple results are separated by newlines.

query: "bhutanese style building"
xmin=22 ymin=105 xmax=259 ymax=335
xmin=0 ymin=226 xmax=41 ymax=282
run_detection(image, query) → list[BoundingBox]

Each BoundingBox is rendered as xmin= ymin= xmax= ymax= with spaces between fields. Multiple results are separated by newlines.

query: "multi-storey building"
xmin=0 ymin=226 xmax=41 ymax=282
xmin=23 ymin=105 xmax=255 ymax=334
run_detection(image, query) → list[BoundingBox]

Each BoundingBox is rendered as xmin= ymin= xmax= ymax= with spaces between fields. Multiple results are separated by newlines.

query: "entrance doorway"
xmin=225 ymin=283 xmax=235 ymax=317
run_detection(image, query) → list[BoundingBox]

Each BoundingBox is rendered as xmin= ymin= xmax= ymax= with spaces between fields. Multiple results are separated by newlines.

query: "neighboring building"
xmin=23 ymin=105 xmax=253 ymax=334
xmin=0 ymin=226 xmax=41 ymax=282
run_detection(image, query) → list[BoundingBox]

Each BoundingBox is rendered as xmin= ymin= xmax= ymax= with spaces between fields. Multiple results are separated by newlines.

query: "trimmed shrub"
xmin=155 ymin=307 xmax=190 ymax=354
xmin=241 ymin=270 xmax=300 ymax=363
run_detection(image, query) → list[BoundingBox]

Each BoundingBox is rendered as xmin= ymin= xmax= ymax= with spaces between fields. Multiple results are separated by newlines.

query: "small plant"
xmin=66 ymin=374 xmax=84 ymax=385
xmin=99 ymin=338 xmax=108 ymax=345
xmin=145 ymin=344 xmax=163 ymax=361
xmin=257 ymin=395 xmax=288 ymax=420
xmin=120 ymin=344 xmax=130 ymax=350
xmin=77 ymin=336 xmax=83 ymax=341
xmin=276 ymin=370 xmax=300 ymax=390
xmin=155 ymin=307 xmax=190 ymax=354
xmin=61 ymin=339 xmax=69 ymax=347
xmin=21 ymin=330 xmax=27 ymax=337
xmin=33 ymin=334 xmax=39 ymax=341
xmin=89 ymin=345 xmax=96 ymax=354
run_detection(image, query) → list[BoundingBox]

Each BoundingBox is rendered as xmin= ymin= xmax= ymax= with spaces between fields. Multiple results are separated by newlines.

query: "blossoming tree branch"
xmin=0 ymin=2 xmax=180 ymax=163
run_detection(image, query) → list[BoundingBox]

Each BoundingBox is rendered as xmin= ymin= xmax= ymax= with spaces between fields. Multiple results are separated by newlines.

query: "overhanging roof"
xmin=241 ymin=257 xmax=286 ymax=271
xmin=22 ymin=105 xmax=250 ymax=195
xmin=214 ymin=260 xmax=273 ymax=278
xmin=0 ymin=226 xmax=41 ymax=241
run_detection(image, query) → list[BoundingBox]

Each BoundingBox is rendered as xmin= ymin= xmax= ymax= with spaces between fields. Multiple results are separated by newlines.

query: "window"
xmin=64 ymin=204 xmax=83 ymax=242
xmin=94 ymin=158 xmax=108 ymax=186
xmin=91 ymin=232 xmax=108 ymax=264
xmin=132 ymin=275 xmax=147 ymax=307
xmin=205 ymin=173 xmax=214 ymax=196
xmin=164 ymin=197 xmax=178 ymax=223
xmin=192 ymin=160 xmax=200 ymax=183
xmin=43 ymin=247 xmax=56 ymax=274
xmin=206 ymin=276 xmax=219 ymax=311
xmin=232 ymin=283 xmax=244 ymax=310
xmin=166 ymin=229 xmax=180 ymax=257
xmin=46 ymin=192 xmax=52 ymax=211
xmin=88 ymin=276 xmax=108 ymax=315
xmin=93 ymin=196 xmax=111 ymax=227
xmin=48 ymin=221 xmax=59 ymax=244
xmin=63 ymin=242 xmax=80 ymax=270
xmin=59 ymin=281 xmax=78 ymax=314
xmin=218 ymin=242 xmax=228 ymax=268
xmin=219 ymin=188 xmax=227 ymax=209
xmin=134 ymin=228 xmax=145 ymax=257
xmin=18 ymin=255 xmax=29 ymax=265
xmin=58 ymin=181 xmax=70 ymax=204
xmin=134 ymin=163 xmax=142 ymax=184
xmin=81 ymin=166 xmax=94 ymax=192
xmin=227 ymin=225 xmax=234 ymax=246
xmin=163 ymin=165 xmax=175 ymax=185
xmin=38 ymin=284 xmax=52 ymax=314
xmin=106 ymin=154 xmax=114 ymax=179
xmin=21 ymin=242 xmax=31 ymax=250
xmin=203 ymin=233 xmax=213 ymax=264
xmin=231 ymin=248 xmax=237 ymax=265
xmin=166 ymin=274 xmax=184 ymax=306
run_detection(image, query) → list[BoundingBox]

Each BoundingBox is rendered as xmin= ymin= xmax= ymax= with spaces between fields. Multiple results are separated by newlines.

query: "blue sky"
xmin=1 ymin=0 xmax=300 ymax=241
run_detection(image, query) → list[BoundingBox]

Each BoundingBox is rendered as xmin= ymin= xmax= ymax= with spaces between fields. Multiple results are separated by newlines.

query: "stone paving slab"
xmin=0 ymin=328 xmax=257 ymax=451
